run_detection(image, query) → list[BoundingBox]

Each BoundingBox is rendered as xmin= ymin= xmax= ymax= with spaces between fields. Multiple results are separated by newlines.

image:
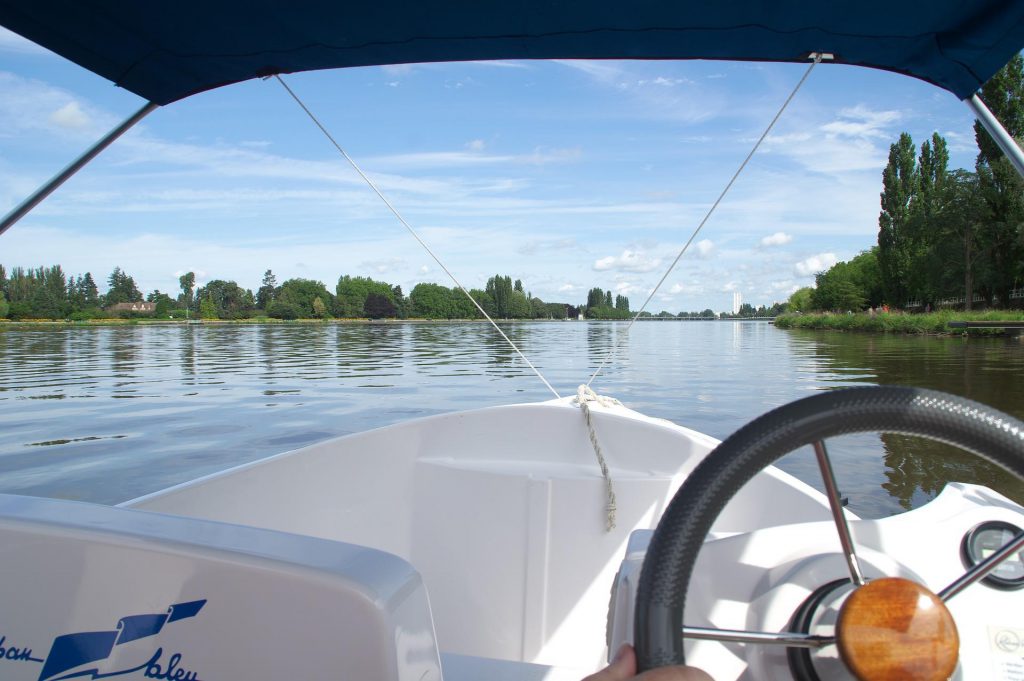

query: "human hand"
xmin=583 ymin=645 xmax=713 ymax=681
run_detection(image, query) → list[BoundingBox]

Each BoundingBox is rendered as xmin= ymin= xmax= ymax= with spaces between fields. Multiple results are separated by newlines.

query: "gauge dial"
xmin=961 ymin=521 xmax=1024 ymax=590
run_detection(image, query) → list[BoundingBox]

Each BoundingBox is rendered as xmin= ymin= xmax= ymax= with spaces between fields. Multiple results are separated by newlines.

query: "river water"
xmin=0 ymin=321 xmax=1021 ymax=517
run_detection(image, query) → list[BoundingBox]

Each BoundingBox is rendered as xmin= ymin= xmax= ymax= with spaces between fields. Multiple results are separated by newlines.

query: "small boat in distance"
xmin=0 ymin=3 xmax=1022 ymax=680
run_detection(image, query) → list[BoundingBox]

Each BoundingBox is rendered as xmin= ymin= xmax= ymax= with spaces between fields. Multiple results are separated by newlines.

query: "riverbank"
xmin=775 ymin=310 xmax=1024 ymax=335
xmin=0 ymin=316 xmax=580 ymax=327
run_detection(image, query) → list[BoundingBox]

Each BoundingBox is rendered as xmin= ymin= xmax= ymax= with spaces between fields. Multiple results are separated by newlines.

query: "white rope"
xmin=585 ymin=54 xmax=824 ymax=389
xmin=274 ymin=75 xmax=561 ymax=400
xmin=575 ymin=384 xmax=621 ymax=531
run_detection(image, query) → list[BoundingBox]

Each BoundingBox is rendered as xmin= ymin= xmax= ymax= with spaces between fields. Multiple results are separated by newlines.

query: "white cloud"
xmin=593 ymin=249 xmax=662 ymax=273
xmin=637 ymin=76 xmax=693 ymax=87
xmin=793 ymin=253 xmax=837 ymax=277
xmin=466 ymin=139 xmax=485 ymax=151
xmin=760 ymin=231 xmax=792 ymax=247
xmin=0 ymin=72 xmax=112 ymax=139
xmin=694 ymin=239 xmax=714 ymax=258
xmin=361 ymin=258 xmax=405 ymax=274
xmin=49 ymin=101 xmax=90 ymax=130
xmin=761 ymin=104 xmax=902 ymax=174
xmin=821 ymin=105 xmax=901 ymax=139
xmin=614 ymin=280 xmax=648 ymax=296
xmin=669 ymin=282 xmax=704 ymax=295
xmin=769 ymin=280 xmax=799 ymax=293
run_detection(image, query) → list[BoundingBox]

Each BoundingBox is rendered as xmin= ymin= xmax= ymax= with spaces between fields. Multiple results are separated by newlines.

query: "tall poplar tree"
xmin=877 ymin=133 xmax=919 ymax=306
xmin=179 ymin=271 xmax=196 ymax=309
xmin=973 ymin=54 xmax=1024 ymax=306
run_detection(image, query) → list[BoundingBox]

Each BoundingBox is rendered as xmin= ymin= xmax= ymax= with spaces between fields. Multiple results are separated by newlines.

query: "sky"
xmin=0 ymin=27 xmax=987 ymax=313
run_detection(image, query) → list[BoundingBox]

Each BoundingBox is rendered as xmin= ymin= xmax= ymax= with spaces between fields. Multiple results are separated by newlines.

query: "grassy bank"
xmin=775 ymin=310 xmax=1024 ymax=335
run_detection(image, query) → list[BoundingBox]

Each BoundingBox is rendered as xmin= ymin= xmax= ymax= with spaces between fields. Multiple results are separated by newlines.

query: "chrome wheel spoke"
xmin=682 ymin=626 xmax=834 ymax=648
xmin=813 ymin=440 xmax=865 ymax=586
xmin=939 ymin=530 xmax=1024 ymax=601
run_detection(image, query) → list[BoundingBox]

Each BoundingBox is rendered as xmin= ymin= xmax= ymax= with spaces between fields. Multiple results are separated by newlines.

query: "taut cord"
xmin=275 ymin=75 xmax=561 ymax=400
xmin=585 ymin=54 xmax=824 ymax=389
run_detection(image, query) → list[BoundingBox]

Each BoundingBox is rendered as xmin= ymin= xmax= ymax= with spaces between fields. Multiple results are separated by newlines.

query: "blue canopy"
xmin=0 ymin=1 xmax=1022 ymax=105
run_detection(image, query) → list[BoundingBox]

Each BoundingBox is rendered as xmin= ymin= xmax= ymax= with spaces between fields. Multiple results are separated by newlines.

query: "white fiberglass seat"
xmin=0 ymin=494 xmax=441 ymax=681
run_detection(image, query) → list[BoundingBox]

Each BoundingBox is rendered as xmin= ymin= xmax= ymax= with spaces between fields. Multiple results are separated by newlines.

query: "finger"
xmin=581 ymin=644 xmax=637 ymax=681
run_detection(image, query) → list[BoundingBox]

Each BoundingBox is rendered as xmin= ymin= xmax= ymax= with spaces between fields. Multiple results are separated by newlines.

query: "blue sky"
xmin=0 ymin=27 xmax=984 ymax=313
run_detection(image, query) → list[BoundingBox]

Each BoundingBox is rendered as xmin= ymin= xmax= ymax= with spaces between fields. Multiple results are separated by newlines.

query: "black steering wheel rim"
xmin=634 ymin=385 xmax=1024 ymax=672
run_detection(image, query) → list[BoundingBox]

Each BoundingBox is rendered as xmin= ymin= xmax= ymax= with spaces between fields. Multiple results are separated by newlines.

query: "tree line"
xmin=0 ymin=266 xmax=613 ymax=321
xmin=789 ymin=56 xmax=1024 ymax=314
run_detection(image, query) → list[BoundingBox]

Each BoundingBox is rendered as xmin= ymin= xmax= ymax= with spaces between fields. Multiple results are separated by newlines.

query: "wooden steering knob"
xmin=836 ymin=577 xmax=958 ymax=681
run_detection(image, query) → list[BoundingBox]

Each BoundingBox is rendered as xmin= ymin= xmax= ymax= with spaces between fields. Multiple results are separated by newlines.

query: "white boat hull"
xmin=1 ymin=399 xmax=1020 ymax=680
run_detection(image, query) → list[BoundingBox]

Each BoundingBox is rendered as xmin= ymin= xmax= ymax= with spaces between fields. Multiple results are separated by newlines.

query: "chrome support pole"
xmin=0 ymin=101 xmax=158 ymax=237
xmin=682 ymin=626 xmax=834 ymax=649
xmin=813 ymin=440 xmax=866 ymax=586
xmin=939 ymin=530 xmax=1024 ymax=602
xmin=965 ymin=93 xmax=1024 ymax=181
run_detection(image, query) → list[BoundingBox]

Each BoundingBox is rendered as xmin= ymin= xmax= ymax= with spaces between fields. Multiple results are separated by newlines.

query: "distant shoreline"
xmin=775 ymin=310 xmax=1024 ymax=335
xmin=0 ymin=317 xmax=584 ymax=327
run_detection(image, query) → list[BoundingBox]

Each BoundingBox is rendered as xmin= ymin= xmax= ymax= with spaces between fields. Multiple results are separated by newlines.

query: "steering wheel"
xmin=634 ymin=385 xmax=1024 ymax=680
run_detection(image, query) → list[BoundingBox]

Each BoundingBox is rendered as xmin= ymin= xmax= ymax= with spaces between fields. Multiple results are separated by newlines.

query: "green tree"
xmin=274 ymin=279 xmax=334 ymax=318
xmin=485 ymin=275 xmax=514 ymax=318
xmin=904 ymin=134 xmax=950 ymax=304
xmin=810 ymin=251 xmax=882 ymax=312
xmin=0 ymin=291 xmax=7 ymax=318
xmin=312 ymin=296 xmax=328 ymax=319
xmin=147 ymin=290 xmax=175 ymax=317
xmin=267 ymin=300 xmax=301 ymax=320
xmin=256 ymin=269 xmax=277 ymax=310
xmin=199 ymin=296 xmax=218 ymax=319
xmin=937 ymin=170 xmax=986 ymax=306
xmin=877 ymin=133 xmax=919 ymax=306
xmin=195 ymin=280 xmax=255 ymax=319
xmin=508 ymin=290 xmax=531 ymax=318
xmin=364 ymin=292 xmax=397 ymax=318
xmin=410 ymin=282 xmax=455 ymax=319
xmin=391 ymin=285 xmax=409 ymax=318
xmin=615 ymin=294 xmax=629 ymax=312
xmin=973 ymin=54 xmax=1024 ymax=307
xmin=335 ymin=275 xmax=396 ymax=317
xmin=469 ymin=289 xmax=495 ymax=317
xmin=530 ymin=296 xmax=549 ymax=318
xmin=79 ymin=273 xmax=99 ymax=309
xmin=106 ymin=267 xmax=142 ymax=305
xmin=787 ymin=287 xmax=814 ymax=312
xmin=178 ymin=272 xmax=196 ymax=309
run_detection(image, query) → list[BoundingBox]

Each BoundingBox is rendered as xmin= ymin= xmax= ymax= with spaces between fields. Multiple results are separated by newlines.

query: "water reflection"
xmin=0 ymin=322 xmax=1019 ymax=513
xmin=784 ymin=330 xmax=1024 ymax=514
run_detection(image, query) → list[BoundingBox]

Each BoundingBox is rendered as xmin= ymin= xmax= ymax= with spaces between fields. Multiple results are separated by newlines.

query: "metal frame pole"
xmin=965 ymin=93 xmax=1024 ymax=181
xmin=0 ymin=101 xmax=158 ymax=237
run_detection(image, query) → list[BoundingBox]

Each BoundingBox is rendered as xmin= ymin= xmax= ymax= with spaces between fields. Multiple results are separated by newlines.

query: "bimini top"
xmin=0 ymin=1 xmax=1022 ymax=105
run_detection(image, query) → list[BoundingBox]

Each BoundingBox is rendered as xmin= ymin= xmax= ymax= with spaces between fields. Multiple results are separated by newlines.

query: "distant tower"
xmin=732 ymin=291 xmax=742 ymax=315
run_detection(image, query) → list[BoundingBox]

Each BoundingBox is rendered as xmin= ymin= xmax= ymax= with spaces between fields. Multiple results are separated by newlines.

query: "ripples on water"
xmin=0 ymin=322 xmax=1021 ymax=517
